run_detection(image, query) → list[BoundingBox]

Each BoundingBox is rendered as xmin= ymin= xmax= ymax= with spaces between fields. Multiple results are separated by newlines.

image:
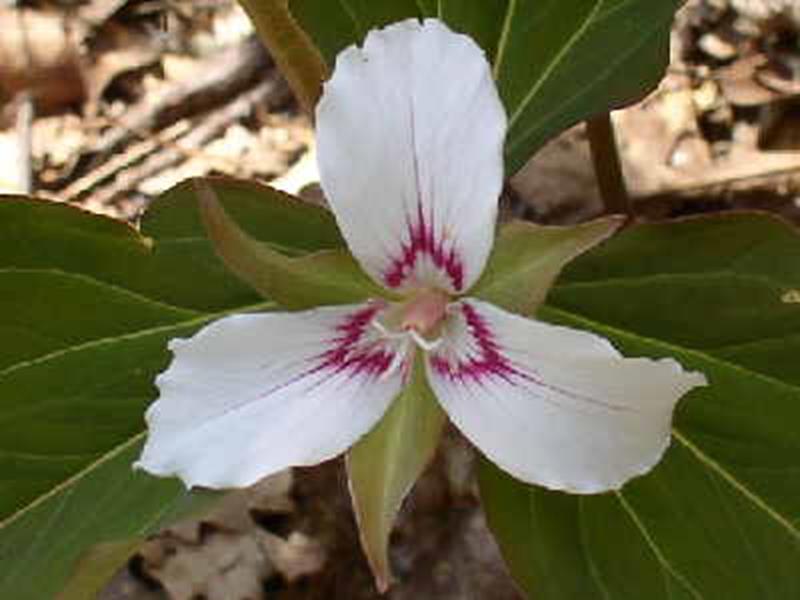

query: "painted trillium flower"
xmin=137 ymin=19 xmax=706 ymax=494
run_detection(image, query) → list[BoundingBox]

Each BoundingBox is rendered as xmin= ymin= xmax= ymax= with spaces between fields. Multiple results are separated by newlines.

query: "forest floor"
xmin=2 ymin=1 xmax=799 ymax=598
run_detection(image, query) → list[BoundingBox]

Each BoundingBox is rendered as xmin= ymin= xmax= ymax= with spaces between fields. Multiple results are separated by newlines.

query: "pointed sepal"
xmin=194 ymin=180 xmax=385 ymax=309
xmin=472 ymin=217 xmax=623 ymax=315
xmin=346 ymin=353 xmax=446 ymax=592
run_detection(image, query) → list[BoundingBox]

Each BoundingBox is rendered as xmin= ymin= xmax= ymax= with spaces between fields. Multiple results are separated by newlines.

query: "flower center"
xmin=399 ymin=288 xmax=450 ymax=335
xmin=371 ymin=288 xmax=450 ymax=353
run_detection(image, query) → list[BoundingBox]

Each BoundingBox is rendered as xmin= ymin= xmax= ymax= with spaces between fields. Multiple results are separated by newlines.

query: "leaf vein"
xmin=506 ymin=0 xmax=603 ymax=128
xmin=0 ymin=301 xmax=273 ymax=379
xmin=615 ymin=491 xmax=705 ymax=600
xmin=492 ymin=0 xmax=518 ymax=79
xmin=673 ymin=429 xmax=800 ymax=540
xmin=506 ymin=7 xmax=668 ymax=160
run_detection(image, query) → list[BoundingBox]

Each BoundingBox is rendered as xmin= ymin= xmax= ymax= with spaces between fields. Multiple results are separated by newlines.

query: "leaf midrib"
xmin=554 ymin=270 xmax=794 ymax=290
xmin=614 ymin=490 xmax=706 ymax=600
xmin=506 ymin=2 xmax=670 ymax=159
xmin=0 ymin=299 xmax=273 ymax=379
xmin=673 ymin=430 xmax=799 ymax=540
xmin=492 ymin=0 xmax=518 ymax=79
xmin=506 ymin=0 xmax=603 ymax=129
xmin=0 ymin=267 xmax=200 ymax=318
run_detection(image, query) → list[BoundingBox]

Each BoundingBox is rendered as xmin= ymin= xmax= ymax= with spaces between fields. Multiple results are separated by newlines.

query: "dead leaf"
xmin=717 ymin=55 xmax=786 ymax=106
xmin=143 ymin=531 xmax=273 ymax=600
xmin=257 ymin=531 xmax=326 ymax=583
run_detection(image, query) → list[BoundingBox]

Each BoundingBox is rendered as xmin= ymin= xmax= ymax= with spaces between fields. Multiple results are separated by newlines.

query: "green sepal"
xmin=346 ymin=352 xmax=446 ymax=592
xmin=471 ymin=217 xmax=622 ymax=315
xmin=195 ymin=179 xmax=386 ymax=309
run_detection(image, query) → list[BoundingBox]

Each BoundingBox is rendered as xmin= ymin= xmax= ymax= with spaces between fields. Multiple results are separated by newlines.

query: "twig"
xmin=14 ymin=91 xmax=34 ymax=194
xmin=636 ymin=154 xmax=800 ymax=205
xmin=79 ymin=77 xmax=291 ymax=211
xmin=12 ymin=4 xmax=34 ymax=195
xmin=72 ymin=34 xmax=273 ymax=179
xmin=62 ymin=121 xmax=191 ymax=200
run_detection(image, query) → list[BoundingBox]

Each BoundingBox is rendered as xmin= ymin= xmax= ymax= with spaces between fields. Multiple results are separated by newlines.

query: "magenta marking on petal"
xmin=314 ymin=303 xmax=397 ymax=380
xmin=431 ymin=302 xmax=520 ymax=384
xmin=383 ymin=202 xmax=465 ymax=291
xmin=382 ymin=101 xmax=465 ymax=292
xmin=431 ymin=303 xmax=635 ymax=413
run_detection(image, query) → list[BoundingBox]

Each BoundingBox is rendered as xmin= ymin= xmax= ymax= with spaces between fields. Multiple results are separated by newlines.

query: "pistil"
xmin=399 ymin=288 xmax=450 ymax=335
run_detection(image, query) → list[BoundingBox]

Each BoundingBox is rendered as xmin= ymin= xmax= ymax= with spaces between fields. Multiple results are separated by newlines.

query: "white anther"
xmin=371 ymin=318 xmax=406 ymax=340
xmin=409 ymin=329 xmax=442 ymax=352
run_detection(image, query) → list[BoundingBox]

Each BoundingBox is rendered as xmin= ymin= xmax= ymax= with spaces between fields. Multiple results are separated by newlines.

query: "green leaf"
xmin=0 ymin=180 xmax=344 ymax=599
xmin=1 ymin=434 xmax=219 ymax=600
xmin=238 ymin=0 xmax=327 ymax=114
xmin=472 ymin=216 xmax=621 ymax=314
xmin=346 ymin=354 xmax=446 ymax=592
xmin=196 ymin=180 xmax=383 ymax=309
xmin=288 ymin=0 xmax=680 ymax=173
xmin=479 ymin=212 xmax=800 ymax=600
xmin=1 ymin=178 xmax=344 ymax=315
xmin=494 ymin=0 xmax=680 ymax=173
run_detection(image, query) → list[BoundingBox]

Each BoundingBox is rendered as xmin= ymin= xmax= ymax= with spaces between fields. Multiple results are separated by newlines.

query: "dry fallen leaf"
xmin=142 ymin=530 xmax=272 ymax=600
xmin=135 ymin=470 xmax=324 ymax=599
xmin=257 ymin=531 xmax=326 ymax=584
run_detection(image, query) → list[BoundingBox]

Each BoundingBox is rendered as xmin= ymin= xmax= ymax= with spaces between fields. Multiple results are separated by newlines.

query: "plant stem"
xmin=586 ymin=112 xmax=631 ymax=217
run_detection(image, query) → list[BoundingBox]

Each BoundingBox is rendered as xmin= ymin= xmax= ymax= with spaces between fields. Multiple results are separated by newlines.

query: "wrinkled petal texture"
xmin=426 ymin=300 xmax=707 ymax=493
xmin=316 ymin=19 xmax=506 ymax=295
xmin=136 ymin=303 xmax=409 ymax=488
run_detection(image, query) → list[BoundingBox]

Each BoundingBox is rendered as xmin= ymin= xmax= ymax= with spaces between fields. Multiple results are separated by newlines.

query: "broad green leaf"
xmin=0 ymin=434 xmax=217 ymax=600
xmin=472 ymin=216 xmax=621 ymax=314
xmin=1 ymin=178 xmax=344 ymax=315
xmin=0 ymin=180 xmax=345 ymax=598
xmin=479 ymin=212 xmax=800 ymax=600
xmin=494 ymin=0 xmax=679 ymax=173
xmin=346 ymin=354 xmax=446 ymax=592
xmin=196 ymin=180 xmax=383 ymax=308
xmin=237 ymin=0 xmax=327 ymax=114
xmin=287 ymin=0 xmax=680 ymax=173
xmin=0 ymin=269 xmax=194 ymax=371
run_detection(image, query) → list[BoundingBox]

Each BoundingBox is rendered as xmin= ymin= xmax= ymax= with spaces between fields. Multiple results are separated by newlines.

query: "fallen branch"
xmin=72 ymin=34 xmax=274 ymax=180
xmin=75 ymin=76 xmax=291 ymax=215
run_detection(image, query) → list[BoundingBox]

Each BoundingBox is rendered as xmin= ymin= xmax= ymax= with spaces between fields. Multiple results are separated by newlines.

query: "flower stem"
xmin=586 ymin=113 xmax=631 ymax=217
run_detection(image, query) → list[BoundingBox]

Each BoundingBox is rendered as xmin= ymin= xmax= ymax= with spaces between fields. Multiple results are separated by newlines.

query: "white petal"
xmin=426 ymin=300 xmax=707 ymax=493
xmin=136 ymin=303 xmax=409 ymax=488
xmin=316 ymin=18 xmax=506 ymax=294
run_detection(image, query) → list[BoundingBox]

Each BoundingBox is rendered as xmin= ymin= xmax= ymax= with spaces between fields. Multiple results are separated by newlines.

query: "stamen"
xmin=380 ymin=338 xmax=411 ymax=381
xmin=371 ymin=319 xmax=406 ymax=340
xmin=409 ymin=329 xmax=442 ymax=352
